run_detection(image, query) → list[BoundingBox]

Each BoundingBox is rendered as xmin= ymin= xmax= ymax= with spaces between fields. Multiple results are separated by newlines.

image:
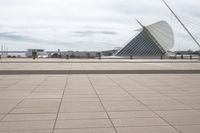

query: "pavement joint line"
xmin=147 ymin=77 xmax=197 ymax=111
xmin=25 ymin=98 xmax=63 ymax=100
xmin=109 ymin=125 xmax=180 ymax=128
xmin=106 ymin=75 xmax=182 ymax=133
xmin=52 ymin=75 xmax=69 ymax=133
xmin=1 ymin=112 xmax=56 ymax=115
xmin=0 ymin=67 xmax=200 ymax=132
xmin=0 ymin=127 xmax=117 ymax=132
xmin=0 ymin=129 xmax=52 ymax=131
xmin=55 ymin=125 xmax=114 ymax=129
xmin=87 ymin=74 xmax=119 ymax=133
xmin=0 ymin=76 xmax=49 ymax=122
xmin=0 ymin=119 xmax=56 ymax=122
xmin=13 ymin=106 xmax=60 ymax=109
xmin=48 ymin=125 xmax=176 ymax=130
xmin=6 ymin=78 xmax=23 ymax=89
xmin=130 ymin=76 xmax=185 ymax=133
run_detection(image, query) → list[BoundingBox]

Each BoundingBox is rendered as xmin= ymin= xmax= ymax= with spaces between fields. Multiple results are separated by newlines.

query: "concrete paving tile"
xmin=60 ymin=102 xmax=104 ymax=112
xmin=175 ymin=125 xmax=200 ymax=133
xmin=54 ymin=128 xmax=116 ymax=133
xmin=62 ymin=97 xmax=99 ymax=102
xmin=100 ymin=97 xmax=134 ymax=101
xmin=104 ymin=105 xmax=148 ymax=111
xmin=116 ymin=126 xmax=179 ymax=133
xmin=0 ymin=99 xmax=21 ymax=104
xmin=112 ymin=118 xmax=169 ymax=127
xmin=102 ymin=101 xmax=141 ymax=106
xmin=96 ymin=90 xmax=126 ymax=95
xmin=64 ymin=91 xmax=95 ymax=95
xmin=55 ymin=119 xmax=112 ymax=129
xmin=0 ymin=104 xmax=16 ymax=114
xmin=108 ymin=111 xmax=158 ymax=119
xmin=164 ymin=116 xmax=200 ymax=125
xmin=130 ymin=93 xmax=165 ymax=98
xmin=0 ymin=115 xmax=5 ymax=120
xmin=0 ymin=121 xmax=54 ymax=130
xmin=2 ymin=113 xmax=57 ymax=121
xmin=187 ymin=104 xmax=200 ymax=110
xmin=0 ymin=93 xmax=29 ymax=99
xmin=33 ymin=89 xmax=63 ymax=93
xmin=58 ymin=112 xmax=108 ymax=120
xmin=139 ymin=99 xmax=180 ymax=105
xmin=17 ymin=99 xmax=60 ymax=108
xmin=66 ymin=89 xmax=94 ymax=93
xmin=155 ymin=110 xmax=200 ymax=117
xmin=27 ymin=94 xmax=62 ymax=99
xmin=0 ymin=130 xmax=51 ymax=133
xmin=148 ymin=104 xmax=191 ymax=111
xmin=64 ymin=94 xmax=97 ymax=98
xmin=135 ymin=96 xmax=173 ymax=100
xmin=99 ymin=94 xmax=130 ymax=98
xmin=10 ymin=107 xmax=58 ymax=114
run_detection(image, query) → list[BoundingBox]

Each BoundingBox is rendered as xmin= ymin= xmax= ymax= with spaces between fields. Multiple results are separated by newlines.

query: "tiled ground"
xmin=0 ymin=74 xmax=200 ymax=133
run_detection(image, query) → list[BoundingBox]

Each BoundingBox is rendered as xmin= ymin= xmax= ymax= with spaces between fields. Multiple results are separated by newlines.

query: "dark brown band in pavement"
xmin=0 ymin=70 xmax=200 ymax=75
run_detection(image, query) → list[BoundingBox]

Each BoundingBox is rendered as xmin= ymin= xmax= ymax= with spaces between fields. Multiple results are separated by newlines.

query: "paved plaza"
xmin=0 ymin=59 xmax=200 ymax=71
xmin=0 ymin=59 xmax=200 ymax=133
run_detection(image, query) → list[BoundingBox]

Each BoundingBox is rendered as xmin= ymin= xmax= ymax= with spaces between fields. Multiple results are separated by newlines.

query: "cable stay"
xmin=163 ymin=0 xmax=200 ymax=48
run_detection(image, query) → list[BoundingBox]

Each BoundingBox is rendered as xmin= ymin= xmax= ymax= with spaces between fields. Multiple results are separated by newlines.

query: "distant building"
xmin=115 ymin=21 xmax=174 ymax=57
xmin=102 ymin=49 xmax=118 ymax=56
xmin=26 ymin=49 xmax=48 ymax=58
xmin=60 ymin=51 xmax=98 ymax=58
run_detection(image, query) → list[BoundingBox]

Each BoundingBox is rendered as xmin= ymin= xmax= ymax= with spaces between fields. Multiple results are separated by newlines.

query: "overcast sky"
xmin=0 ymin=0 xmax=200 ymax=51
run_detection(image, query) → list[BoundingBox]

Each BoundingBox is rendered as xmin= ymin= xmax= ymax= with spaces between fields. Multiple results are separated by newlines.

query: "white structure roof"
xmin=146 ymin=21 xmax=174 ymax=51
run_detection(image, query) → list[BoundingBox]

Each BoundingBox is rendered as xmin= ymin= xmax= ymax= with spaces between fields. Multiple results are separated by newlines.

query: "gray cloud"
xmin=0 ymin=32 xmax=42 ymax=42
xmin=72 ymin=30 xmax=118 ymax=37
xmin=0 ymin=32 xmax=71 ymax=46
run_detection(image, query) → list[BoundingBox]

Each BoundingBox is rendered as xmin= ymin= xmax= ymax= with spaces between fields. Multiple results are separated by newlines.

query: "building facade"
xmin=115 ymin=21 xmax=174 ymax=57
